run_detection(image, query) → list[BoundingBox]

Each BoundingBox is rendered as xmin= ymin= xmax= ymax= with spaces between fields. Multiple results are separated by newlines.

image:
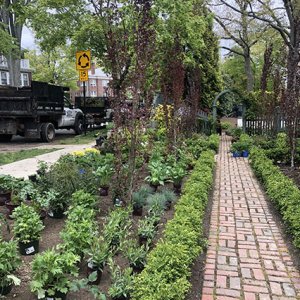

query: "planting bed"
xmin=0 ymin=129 xmax=219 ymax=300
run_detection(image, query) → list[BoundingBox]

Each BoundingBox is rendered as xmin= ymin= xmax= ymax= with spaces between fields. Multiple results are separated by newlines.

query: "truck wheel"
xmin=74 ymin=116 xmax=84 ymax=135
xmin=41 ymin=123 xmax=55 ymax=142
xmin=0 ymin=134 xmax=12 ymax=142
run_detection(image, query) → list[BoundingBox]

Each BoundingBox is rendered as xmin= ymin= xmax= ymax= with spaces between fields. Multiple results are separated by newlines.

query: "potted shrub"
xmin=169 ymin=164 xmax=186 ymax=194
xmin=137 ymin=216 xmax=156 ymax=246
xmin=145 ymin=160 xmax=166 ymax=191
xmin=85 ymin=237 xmax=110 ymax=285
xmin=30 ymin=249 xmax=80 ymax=300
xmin=147 ymin=193 xmax=167 ymax=214
xmin=47 ymin=190 xmax=67 ymax=219
xmin=103 ymin=208 xmax=131 ymax=252
xmin=131 ymin=185 xmax=152 ymax=216
xmin=12 ymin=204 xmax=45 ymax=255
xmin=0 ymin=240 xmax=21 ymax=296
xmin=70 ymin=190 xmax=98 ymax=209
xmin=94 ymin=165 xmax=114 ymax=196
xmin=160 ymin=188 xmax=177 ymax=210
xmin=5 ymin=190 xmax=22 ymax=219
xmin=0 ymin=175 xmax=14 ymax=206
xmin=123 ymin=240 xmax=148 ymax=273
xmin=108 ymin=261 xmax=133 ymax=300
xmin=60 ymin=206 xmax=98 ymax=258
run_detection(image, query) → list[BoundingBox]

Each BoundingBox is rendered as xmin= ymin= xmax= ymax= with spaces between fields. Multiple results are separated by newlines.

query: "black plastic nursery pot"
xmin=19 ymin=240 xmax=39 ymax=255
xmin=138 ymin=235 xmax=149 ymax=246
xmin=133 ymin=205 xmax=143 ymax=216
xmin=28 ymin=174 xmax=37 ymax=182
xmin=0 ymin=283 xmax=12 ymax=296
xmin=5 ymin=201 xmax=19 ymax=219
xmin=99 ymin=186 xmax=109 ymax=197
xmin=48 ymin=208 xmax=65 ymax=219
xmin=112 ymin=296 xmax=128 ymax=300
xmin=149 ymin=183 xmax=159 ymax=192
xmin=87 ymin=261 xmax=103 ymax=285
xmin=44 ymin=290 xmax=67 ymax=300
xmin=173 ymin=182 xmax=181 ymax=195
xmin=0 ymin=191 xmax=11 ymax=206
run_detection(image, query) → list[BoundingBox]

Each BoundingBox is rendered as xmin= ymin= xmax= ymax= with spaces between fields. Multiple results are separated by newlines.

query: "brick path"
xmin=201 ymin=135 xmax=300 ymax=299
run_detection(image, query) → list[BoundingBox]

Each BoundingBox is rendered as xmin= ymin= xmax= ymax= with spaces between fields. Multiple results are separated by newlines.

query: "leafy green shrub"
xmin=0 ymin=240 xmax=21 ymax=290
xmin=231 ymin=133 xmax=253 ymax=153
xmin=30 ymin=249 xmax=80 ymax=299
xmin=250 ymin=147 xmax=300 ymax=248
xmin=70 ymin=190 xmax=98 ymax=209
xmin=12 ymin=204 xmax=45 ymax=243
xmin=60 ymin=206 xmax=98 ymax=256
xmin=132 ymin=149 xmax=216 ymax=300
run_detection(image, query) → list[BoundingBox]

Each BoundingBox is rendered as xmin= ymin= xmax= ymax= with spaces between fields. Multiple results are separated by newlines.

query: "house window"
xmin=21 ymin=73 xmax=29 ymax=86
xmin=90 ymin=90 xmax=97 ymax=97
xmin=90 ymin=79 xmax=96 ymax=86
xmin=102 ymin=80 xmax=109 ymax=87
xmin=1 ymin=72 xmax=8 ymax=85
xmin=0 ymin=56 xmax=8 ymax=67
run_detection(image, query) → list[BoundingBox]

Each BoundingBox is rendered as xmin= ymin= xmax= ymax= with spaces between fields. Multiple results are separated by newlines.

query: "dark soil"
xmin=0 ymin=170 xmax=178 ymax=300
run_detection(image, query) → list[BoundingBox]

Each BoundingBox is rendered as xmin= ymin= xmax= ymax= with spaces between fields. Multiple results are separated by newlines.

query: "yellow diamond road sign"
xmin=79 ymin=70 xmax=89 ymax=82
xmin=76 ymin=50 xmax=91 ymax=70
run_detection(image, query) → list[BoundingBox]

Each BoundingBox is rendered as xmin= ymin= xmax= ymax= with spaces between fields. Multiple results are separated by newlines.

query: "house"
xmin=0 ymin=55 xmax=32 ymax=87
xmin=70 ymin=63 xmax=111 ymax=102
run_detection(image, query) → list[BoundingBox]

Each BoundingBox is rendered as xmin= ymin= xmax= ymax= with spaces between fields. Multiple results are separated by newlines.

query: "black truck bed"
xmin=0 ymin=81 xmax=65 ymax=117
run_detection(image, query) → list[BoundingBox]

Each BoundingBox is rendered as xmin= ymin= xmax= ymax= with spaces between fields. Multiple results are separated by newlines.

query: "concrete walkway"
xmin=0 ymin=143 xmax=95 ymax=178
xmin=201 ymin=135 xmax=300 ymax=299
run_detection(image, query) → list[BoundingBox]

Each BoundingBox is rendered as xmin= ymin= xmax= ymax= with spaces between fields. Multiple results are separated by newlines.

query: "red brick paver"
xmin=201 ymin=135 xmax=300 ymax=299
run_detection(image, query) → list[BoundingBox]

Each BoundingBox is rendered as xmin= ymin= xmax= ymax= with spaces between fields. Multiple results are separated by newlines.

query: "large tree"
xmin=0 ymin=0 xmax=32 ymax=86
xmin=246 ymin=0 xmax=300 ymax=167
xmin=210 ymin=0 xmax=266 ymax=92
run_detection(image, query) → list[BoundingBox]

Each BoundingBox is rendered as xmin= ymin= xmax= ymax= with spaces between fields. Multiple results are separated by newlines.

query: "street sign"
xmin=79 ymin=70 xmax=89 ymax=82
xmin=76 ymin=50 xmax=91 ymax=70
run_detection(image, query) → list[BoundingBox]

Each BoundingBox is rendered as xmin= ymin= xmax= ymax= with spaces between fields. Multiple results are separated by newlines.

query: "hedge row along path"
xmin=201 ymin=135 xmax=300 ymax=299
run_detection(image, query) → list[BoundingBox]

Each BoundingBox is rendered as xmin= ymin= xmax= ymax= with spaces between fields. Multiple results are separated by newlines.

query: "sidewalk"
xmin=0 ymin=143 xmax=95 ymax=179
xmin=201 ymin=135 xmax=300 ymax=299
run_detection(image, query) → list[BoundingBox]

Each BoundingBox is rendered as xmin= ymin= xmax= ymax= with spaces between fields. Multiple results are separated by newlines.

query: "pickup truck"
xmin=0 ymin=81 xmax=84 ymax=142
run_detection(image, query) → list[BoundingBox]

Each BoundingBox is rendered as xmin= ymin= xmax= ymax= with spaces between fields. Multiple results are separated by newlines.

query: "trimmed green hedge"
xmin=132 ymin=150 xmax=216 ymax=300
xmin=250 ymin=147 xmax=300 ymax=248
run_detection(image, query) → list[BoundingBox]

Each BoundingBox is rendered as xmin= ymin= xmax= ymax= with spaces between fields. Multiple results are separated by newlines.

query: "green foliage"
xmin=137 ymin=216 xmax=157 ymax=243
xmin=0 ymin=240 xmax=21 ymax=287
xmin=70 ymin=190 xmax=98 ymax=209
xmin=231 ymin=133 xmax=253 ymax=153
xmin=132 ymin=150 xmax=216 ymax=300
xmin=12 ymin=204 xmax=45 ymax=243
xmin=123 ymin=239 xmax=149 ymax=270
xmin=250 ymin=147 xmax=300 ymax=248
xmin=30 ymin=249 xmax=80 ymax=299
xmin=103 ymin=208 xmax=131 ymax=251
xmin=169 ymin=163 xmax=186 ymax=185
xmin=25 ymin=48 xmax=78 ymax=90
xmin=265 ymin=132 xmax=289 ymax=163
xmin=108 ymin=261 xmax=133 ymax=299
xmin=94 ymin=165 xmax=114 ymax=188
xmin=60 ymin=206 xmax=98 ymax=256
xmin=85 ymin=237 xmax=110 ymax=270
xmin=132 ymin=185 xmax=152 ymax=209
xmin=146 ymin=160 xmax=168 ymax=186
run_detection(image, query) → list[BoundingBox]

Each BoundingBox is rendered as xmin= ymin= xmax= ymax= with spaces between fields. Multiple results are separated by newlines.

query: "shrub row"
xmin=132 ymin=149 xmax=216 ymax=300
xmin=250 ymin=147 xmax=300 ymax=248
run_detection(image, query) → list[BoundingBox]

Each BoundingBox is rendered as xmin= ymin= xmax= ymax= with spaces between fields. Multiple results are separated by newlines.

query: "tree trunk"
xmin=6 ymin=54 xmax=21 ymax=87
xmin=285 ymin=46 xmax=300 ymax=168
xmin=244 ymin=51 xmax=254 ymax=92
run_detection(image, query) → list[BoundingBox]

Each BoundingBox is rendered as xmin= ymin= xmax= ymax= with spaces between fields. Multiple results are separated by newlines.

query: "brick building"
xmin=71 ymin=63 xmax=111 ymax=102
xmin=0 ymin=55 xmax=32 ymax=87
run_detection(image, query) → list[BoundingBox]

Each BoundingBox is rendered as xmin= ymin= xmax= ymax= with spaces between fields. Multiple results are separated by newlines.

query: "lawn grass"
xmin=56 ymin=128 xmax=108 ymax=145
xmin=0 ymin=148 xmax=60 ymax=166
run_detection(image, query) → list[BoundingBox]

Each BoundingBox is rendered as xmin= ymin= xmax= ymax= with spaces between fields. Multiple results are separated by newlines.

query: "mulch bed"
xmin=0 ymin=167 xmax=177 ymax=300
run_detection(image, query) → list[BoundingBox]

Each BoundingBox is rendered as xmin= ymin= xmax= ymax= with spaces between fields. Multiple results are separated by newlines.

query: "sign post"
xmin=76 ymin=50 xmax=91 ymax=136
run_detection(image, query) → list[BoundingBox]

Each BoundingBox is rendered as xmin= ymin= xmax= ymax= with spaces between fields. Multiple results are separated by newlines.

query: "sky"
xmin=21 ymin=26 xmax=37 ymax=50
